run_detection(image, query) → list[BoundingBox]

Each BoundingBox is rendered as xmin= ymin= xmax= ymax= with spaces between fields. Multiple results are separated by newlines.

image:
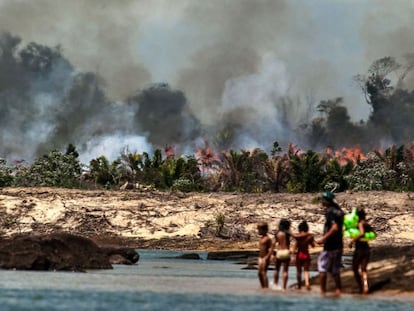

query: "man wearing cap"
xmin=316 ymin=191 xmax=344 ymax=295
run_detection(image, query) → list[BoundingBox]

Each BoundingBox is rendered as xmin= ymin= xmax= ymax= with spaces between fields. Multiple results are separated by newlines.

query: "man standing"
xmin=316 ymin=191 xmax=344 ymax=295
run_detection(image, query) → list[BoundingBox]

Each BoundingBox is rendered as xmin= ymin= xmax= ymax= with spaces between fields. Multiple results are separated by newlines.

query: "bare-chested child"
xmin=257 ymin=222 xmax=273 ymax=288
xmin=273 ymin=219 xmax=292 ymax=290
xmin=293 ymin=220 xmax=315 ymax=290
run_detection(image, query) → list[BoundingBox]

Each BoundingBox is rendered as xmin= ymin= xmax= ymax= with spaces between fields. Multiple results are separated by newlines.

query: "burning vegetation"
xmin=2 ymin=141 xmax=414 ymax=194
xmin=2 ymin=32 xmax=414 ymax=194
xmin=1 ymin=32 xmax=414 ymax=162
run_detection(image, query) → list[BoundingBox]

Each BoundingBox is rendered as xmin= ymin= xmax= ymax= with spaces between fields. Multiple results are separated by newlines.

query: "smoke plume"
xmin=0 ymin=0 xmax=414 ymax=164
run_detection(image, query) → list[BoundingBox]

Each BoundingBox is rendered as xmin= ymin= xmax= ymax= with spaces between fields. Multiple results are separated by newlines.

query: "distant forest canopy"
xmin=1 ymin=32 xmax=414 ymax=165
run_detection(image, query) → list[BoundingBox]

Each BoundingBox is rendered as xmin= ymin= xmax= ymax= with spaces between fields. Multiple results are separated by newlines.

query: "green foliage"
xmin=2 ymin=217 xmax=17 ymax=229
xmin=88 ymin=156 xmax=118 ymax=187
xmin=323 ymin=158 xmax=354 ymax=192
xmin=377 ymin=145 xmax=404 ymax=171
xmin=217 ymin=148 xmax=270 ymax=192
xmin=287 ymin=149 xmax=326 ymax=193
xmin=65 ymin=143 xmax=79 ymax=158
xmin=152 ymin=149 xmax=163 ymax=168
xmin=345 ymin=152 xmax=397 ymax=191
xmin=98 ymin=148 xmax=203 ymax=191
xmin=264 ymin=155 xmax=290 ymax=192
xmin=160 ymin=157 xmax=178 ymax=188
xmin=0 ymin=158 xmax=14 ymax=187
xmin=172 ymin=156 xmax=202 ymax=191
xmin=401 ymin=143 xmax=414 ymax=190
xmin=115 ymin=148 xmax=143 ymax=184
xmin=316 ymin=97 xmax=367 ymax=148
xmin=160 ymin=155 xmax=202 ymax=190
xmin=239 ymin=148 xmax=269 ymax=192
xmin=217 ymin=150 xmax=248 ymax=191
xmin=171 ymin=178 xmax=194 ymax=192
xmin=15 ymin=149 xmax=82 ymax=187
xmin=8 ymin=138 xmax=414 ymax=194
xmin=271 ymin=141 xmax=282 ymax=156
xmin=380 ymin=143 xmax=414 ymax=191
xmin=311 ymin=196 xmax=321 ymax=204
xmin=137 ymin=150 xmax=165 ymax=188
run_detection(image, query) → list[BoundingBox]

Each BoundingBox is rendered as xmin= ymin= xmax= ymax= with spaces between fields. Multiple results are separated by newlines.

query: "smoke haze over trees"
xmin=1 ymin=1 xmax=414 ymax=164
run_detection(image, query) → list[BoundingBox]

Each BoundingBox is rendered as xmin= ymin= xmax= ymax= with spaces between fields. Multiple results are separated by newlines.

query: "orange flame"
xmin=164 ymin=145 xmax=175 ymax=158
xmin=325 ymin=146 xmax=366 ymax=165
xmin=196 ymin=146 xmax=219 ymax=165
xmin=196 ymin=142 xmax=220 ymax=174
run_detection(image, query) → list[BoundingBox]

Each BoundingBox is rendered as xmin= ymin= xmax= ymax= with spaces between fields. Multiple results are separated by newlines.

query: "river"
xmin=0 ymin=249 xmax=412 ymax=310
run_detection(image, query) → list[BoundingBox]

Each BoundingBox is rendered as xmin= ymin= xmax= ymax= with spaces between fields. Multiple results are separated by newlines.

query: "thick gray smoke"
xmin=0 ymin=0 xmax=414 ymax=164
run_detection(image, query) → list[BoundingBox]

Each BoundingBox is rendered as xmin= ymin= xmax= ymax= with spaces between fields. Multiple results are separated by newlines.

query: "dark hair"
xmin=298 ymin=220 xmax=309 ymax=232
xmin=356 ymin=207 xmax=366 ymax=220
xmin=279 ymin=218 xmax=291 ymax=231
xmin=257 ymin=222 xmax=269 ymax=233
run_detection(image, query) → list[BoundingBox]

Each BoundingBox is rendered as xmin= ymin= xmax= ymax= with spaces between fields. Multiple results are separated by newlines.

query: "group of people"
xmin=257 ymin=190 xmax=373 ymax=296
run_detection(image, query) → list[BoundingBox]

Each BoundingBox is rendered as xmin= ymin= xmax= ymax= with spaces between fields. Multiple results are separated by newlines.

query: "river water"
xmin=0 ymin=249 xmax=412 ymax=310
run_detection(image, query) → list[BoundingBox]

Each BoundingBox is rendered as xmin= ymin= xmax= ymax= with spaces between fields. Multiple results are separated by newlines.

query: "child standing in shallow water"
xmin=273 ymin=219 xmax=292 ymax=290
xmin=293 ymin=220 xmax=315 ymax=290
xmin=257 ymin=222 xmax=273 ymax=288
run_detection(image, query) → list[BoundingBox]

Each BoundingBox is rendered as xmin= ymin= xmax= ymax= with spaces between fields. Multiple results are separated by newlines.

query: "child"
xmin=293 ymin=220 xmax=315 ymax=290
xmin=349 ymin=207 xmax=373 ymax=294
xmin=273 ymin=218 xmax=292 ymax=290
xmin=257 ymin=222 xmax=273 ymax=288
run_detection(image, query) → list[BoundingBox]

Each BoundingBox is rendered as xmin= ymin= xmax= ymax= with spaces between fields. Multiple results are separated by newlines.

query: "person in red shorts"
xmin=293 ymin=220 xmax=315 ymax=290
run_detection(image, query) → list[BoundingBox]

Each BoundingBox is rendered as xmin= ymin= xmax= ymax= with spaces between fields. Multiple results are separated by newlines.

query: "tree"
xmin=217 ymin=149 xmax=248 ymax=191
xmin=0 ymin=158 xmax=13 ymax=187
xmin=287 ymin=149 xmax=326 ymax=193
xmin=354 ymin=57 xmax=400 ymax=107
xmin=354 ymin=56 xmax=414 ymax=144
xmin=306 ymin=117 xmax=328 ymax=150
xmin=88 ymin=156 xmax=118 ymax=187
xmin=19 ymin=42 xmax=63 ymax=74
xmin=65 ymin=143 xmax=79 ymax=158
xmin=265 ymin=152 xmax=290 ymax=192
xmin=314 ymin=97 xmax=365 ymax=148
xmin=16 ymin=150 xmax=82 ymax=187
xmin=323 ymin=157 xmax=354 ymax=192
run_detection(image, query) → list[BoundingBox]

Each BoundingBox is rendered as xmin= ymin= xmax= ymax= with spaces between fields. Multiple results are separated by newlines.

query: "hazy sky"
xmin=1 ymin=0 xmax=414 ymax=162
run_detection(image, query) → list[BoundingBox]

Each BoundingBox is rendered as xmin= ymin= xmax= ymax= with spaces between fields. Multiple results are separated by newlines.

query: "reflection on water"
xmin=0 ymin=249 xmax=412 ymax=311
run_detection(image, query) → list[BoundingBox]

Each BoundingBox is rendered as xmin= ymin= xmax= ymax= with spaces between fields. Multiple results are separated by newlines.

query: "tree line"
xmin=1 ymin=141 xmax=414 ymax=193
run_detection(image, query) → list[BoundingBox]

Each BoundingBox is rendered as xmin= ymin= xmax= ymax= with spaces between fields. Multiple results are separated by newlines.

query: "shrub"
xmin=345 ymin=152 xmax=397 ymax=191
xmin=0 ymin=158 xmax=14 ymax=187
xmin=88 ymin=156 xmax=118 ymax=186
xmin=215 ymin=213 xmax=225 ymax=235
xmin=171 ymin=178 xmax=194 ymax=192
xmin=15 ymin=150 xmax=82 ymax=187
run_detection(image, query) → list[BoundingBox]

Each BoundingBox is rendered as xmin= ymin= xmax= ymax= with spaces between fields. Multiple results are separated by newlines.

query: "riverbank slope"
xmin=0 ymin=187 xmax=412 ymax=297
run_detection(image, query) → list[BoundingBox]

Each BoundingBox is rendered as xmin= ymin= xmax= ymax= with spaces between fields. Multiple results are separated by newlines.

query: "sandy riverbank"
xmin=0 ymin=187 xmax=412 ymax=297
